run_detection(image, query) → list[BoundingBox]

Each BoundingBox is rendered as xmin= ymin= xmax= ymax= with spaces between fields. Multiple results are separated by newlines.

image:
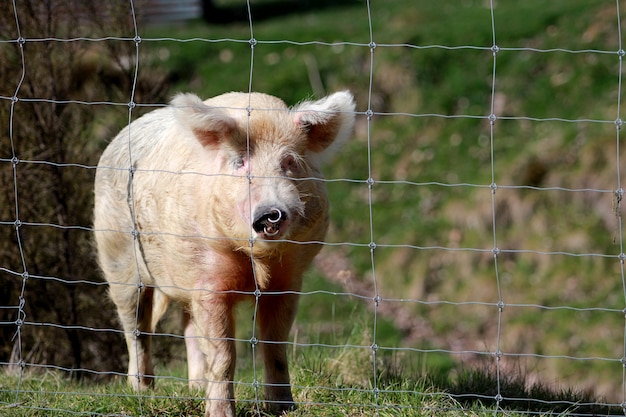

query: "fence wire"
xmin=2 ymin=0 xmax=626 ymax=416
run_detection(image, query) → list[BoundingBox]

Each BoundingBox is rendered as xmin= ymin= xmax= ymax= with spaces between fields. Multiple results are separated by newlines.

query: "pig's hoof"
xmin=265 ymin=400 xmax=296 ymax=415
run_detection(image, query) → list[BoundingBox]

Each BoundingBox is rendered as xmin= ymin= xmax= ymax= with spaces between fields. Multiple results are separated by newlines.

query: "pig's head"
xmin=172 ymin=91 xmax=355 ymax=251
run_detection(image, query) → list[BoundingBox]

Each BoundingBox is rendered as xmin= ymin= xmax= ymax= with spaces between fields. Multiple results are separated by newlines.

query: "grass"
xmin=1 ymin=281 xmax=620 ymax=415
xmin=1 ymin=282 xmax=620 ymax=416
xmin=1 ymin=343 xmax=622 ymax=416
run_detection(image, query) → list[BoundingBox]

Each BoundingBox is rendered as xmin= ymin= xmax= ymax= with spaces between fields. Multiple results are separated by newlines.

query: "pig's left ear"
xmin=292 ymin=91 xmax=356 ymax=162
xmin=171 ymin=93 xmax=238 ymax=148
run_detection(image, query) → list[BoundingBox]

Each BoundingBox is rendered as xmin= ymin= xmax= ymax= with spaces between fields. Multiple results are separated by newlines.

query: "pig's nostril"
xmin=266 ymin=208 xmax=282 ymax=223
xmin=252 ymin=208 xmax=287 ymax=235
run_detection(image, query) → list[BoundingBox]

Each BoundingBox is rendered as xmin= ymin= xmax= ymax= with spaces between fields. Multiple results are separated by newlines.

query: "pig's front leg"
xmin=258 ymin=293 xmax=299 ymax=414
xmin=192 ymin=295 xmax=236 ymax=417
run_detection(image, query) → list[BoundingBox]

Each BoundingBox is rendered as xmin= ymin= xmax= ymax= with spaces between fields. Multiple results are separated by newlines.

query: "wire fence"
xmin=2 ymin=0 xmax=626 ymax=416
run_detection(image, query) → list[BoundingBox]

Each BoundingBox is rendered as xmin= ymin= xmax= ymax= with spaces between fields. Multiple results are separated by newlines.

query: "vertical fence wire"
xmin=6 ymin=0 xmax=28 ymax=409
xmin=243 ymin=0 xmax=264 ymax=413
xmin=615 ymin=0 xmax=626 ymax=413
xmin=363 ymin=0 xmax=382 ymax=415
xmin=124 ymin=0 xmax=148 ymax=413
xmin=487 ymin=1 xmax=505 ymax=414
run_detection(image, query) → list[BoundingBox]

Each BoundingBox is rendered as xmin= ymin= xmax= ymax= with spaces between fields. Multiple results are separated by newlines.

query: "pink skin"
xmin=234 ymin=153 xmax=294 ymax=241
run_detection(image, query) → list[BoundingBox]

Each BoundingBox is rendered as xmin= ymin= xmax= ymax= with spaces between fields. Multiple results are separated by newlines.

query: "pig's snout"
xmin=252 ymin=207 xmax=288 ymax=238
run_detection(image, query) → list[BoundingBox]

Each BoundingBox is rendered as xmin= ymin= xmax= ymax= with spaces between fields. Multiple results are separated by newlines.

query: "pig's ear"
xmin=171 ymin=93 xmax=237 ymax=148
xmin=293 ymin=91 xmax=356 ymax=162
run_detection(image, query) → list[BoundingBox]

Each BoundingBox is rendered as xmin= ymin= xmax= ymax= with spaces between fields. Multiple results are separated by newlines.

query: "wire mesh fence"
xmin=1 ymin=0 xmax=626 ymax=416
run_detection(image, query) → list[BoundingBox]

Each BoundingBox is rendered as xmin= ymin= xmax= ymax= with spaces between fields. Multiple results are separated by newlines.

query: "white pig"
xmin=93 ymin=90 xmax=355 ymax=416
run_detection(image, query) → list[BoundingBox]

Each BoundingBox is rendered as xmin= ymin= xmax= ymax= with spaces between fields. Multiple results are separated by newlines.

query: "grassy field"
xmin=3 ymin=0 xmax=626 ymax=415
xmin=1 ymin=335 xmax=621 ymax=417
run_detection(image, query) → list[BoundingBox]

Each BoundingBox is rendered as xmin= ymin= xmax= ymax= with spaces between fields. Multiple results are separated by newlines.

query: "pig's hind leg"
xmin=109 ymin=282 xmax=160 ymax=390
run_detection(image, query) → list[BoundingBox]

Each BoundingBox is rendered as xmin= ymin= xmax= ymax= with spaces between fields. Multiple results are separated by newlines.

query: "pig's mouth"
xmin=252 ymin=207 xmax=287 ymax=238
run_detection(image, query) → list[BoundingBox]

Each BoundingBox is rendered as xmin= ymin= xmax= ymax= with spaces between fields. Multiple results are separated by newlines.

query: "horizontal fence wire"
xmin=2 ymin=0 xmax=626 ymax=416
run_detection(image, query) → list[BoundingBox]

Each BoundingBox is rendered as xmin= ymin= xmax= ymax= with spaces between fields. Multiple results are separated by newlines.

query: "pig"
xmin=93 ymin=90 xmax=355 ymax=416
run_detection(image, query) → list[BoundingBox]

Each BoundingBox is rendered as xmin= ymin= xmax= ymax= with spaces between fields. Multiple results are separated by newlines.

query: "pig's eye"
xmin=233 ymin=154 xmax=246 ymax=170
xmin=281 ymin=154 xmax=300 ymax=176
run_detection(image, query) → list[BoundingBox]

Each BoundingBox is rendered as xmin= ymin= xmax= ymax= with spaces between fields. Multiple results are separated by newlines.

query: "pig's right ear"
xmin=293 ymin=91 xmax=356 ymax=163
xmin=171 ymin=93 xmax=237 ymax=148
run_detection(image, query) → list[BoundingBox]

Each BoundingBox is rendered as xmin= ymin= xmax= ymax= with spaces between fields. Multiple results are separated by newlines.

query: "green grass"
xmin=1 ymin=288 xmax=620 ymax=416
xmin=1 ymin=287 xmax=620 ymax=415
xmin=1 ymin=346 xmax=621 ymax=416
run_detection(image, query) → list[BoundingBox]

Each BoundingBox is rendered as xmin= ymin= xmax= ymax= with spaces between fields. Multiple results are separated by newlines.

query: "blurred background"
xmin=1 ymin=0 xmax=624 ymax=405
